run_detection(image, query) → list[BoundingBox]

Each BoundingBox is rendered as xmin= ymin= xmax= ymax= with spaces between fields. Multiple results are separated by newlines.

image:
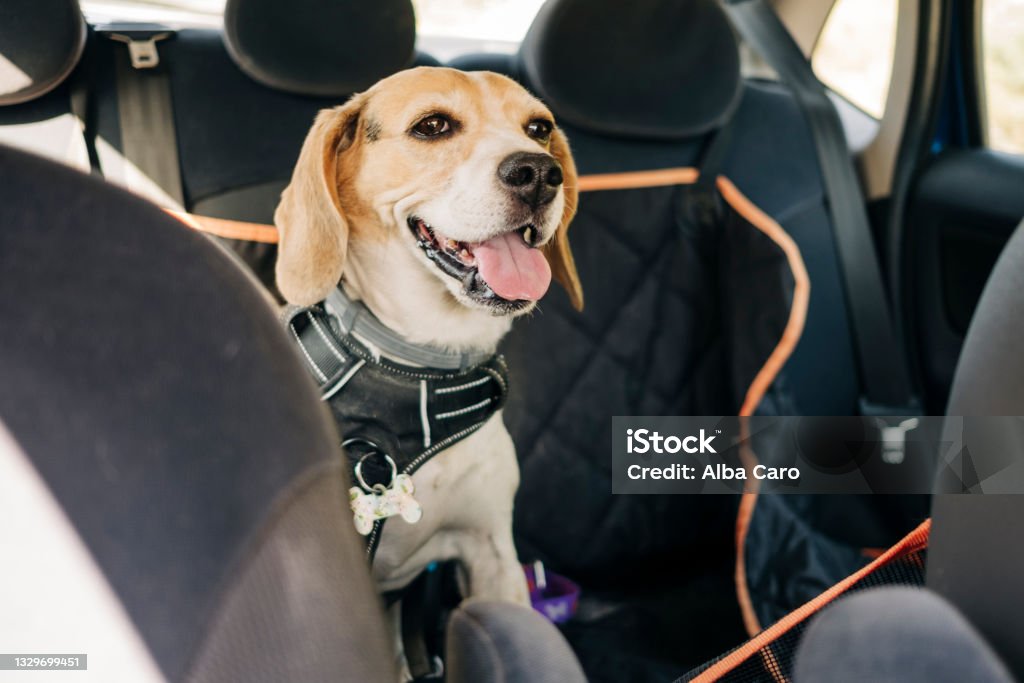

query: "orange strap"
xmin=165 ymin=168 xmax=704 ymax=242
xmin=166 ymin=209 xmax=280 ymax=244
xmin=690 ymin=519 xmax=932 ymax=683
xmin=576 ymin=167 xmax=699 ymax=192
xmin=715 ymin=174 xmax=812 ymax=641
xmin=719 ymin=176 xmax=810 ymax=420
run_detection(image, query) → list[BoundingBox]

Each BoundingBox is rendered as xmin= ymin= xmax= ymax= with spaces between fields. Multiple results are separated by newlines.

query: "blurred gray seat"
xmin=0 ymin=143 xmax=396 ymax=682
xmin=794 ymin=587 xmax=1013 ymax=683
xmin=447 ymin=602 xmax=587 ymax=683
xmin=0 ymin=142 xmax=588 ymax=681
xmin=929 ymin=221 xmax=1024 ymax=678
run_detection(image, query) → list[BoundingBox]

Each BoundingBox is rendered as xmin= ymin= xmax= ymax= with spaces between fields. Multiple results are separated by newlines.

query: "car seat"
xmin=0 ymin=143 xmax=586 ymax=683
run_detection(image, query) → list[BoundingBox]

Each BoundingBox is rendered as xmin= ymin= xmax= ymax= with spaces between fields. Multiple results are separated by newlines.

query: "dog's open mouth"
xmin=408 ymin=216 xmax=551 ymax=310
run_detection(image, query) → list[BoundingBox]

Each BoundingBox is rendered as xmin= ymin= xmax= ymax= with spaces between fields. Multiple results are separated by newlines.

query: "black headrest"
xmin=0 ymin=0 xmax=86 ymax=106
xmin=519 ymin=0 xmax=742 ymax=140
xmin=223 ymin=0 xmax=417 ymax=97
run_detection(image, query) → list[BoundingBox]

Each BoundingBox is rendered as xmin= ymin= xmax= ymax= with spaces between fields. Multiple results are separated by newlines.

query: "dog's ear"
xmin=275 ymin=94 xmax=366 ymax=306
xmin=544 ymin=127 xmax=583 ymax=310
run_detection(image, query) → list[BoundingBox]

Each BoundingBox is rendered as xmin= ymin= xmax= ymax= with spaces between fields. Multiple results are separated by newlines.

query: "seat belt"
xmin=68 ymin=33 xmax=103 ymax=177
xmin=724 ymin=0 xmax=919 ymax=415
xmin=96 ymin=25 xmax=185 ymax=210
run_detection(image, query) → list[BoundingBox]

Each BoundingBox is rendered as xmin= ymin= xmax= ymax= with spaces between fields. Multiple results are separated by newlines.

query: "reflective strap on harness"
xmin=285 ymin=305 xmax=366 ymax=397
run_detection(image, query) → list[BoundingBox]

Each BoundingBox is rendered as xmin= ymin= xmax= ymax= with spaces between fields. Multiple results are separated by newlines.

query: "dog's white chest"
xmin=370 ymin=413 xmax=520 ymax=592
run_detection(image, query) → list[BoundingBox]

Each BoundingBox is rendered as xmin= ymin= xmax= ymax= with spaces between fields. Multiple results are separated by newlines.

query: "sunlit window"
xmin=81 ymin=0 xmax=225 ymax=26
xmin=412 ymin=0 xmax=546 ymax=41
xmin=812 ymin=0 xmax=898 ymax=119
xmin=981 ymin=0 xmax=1024 ymax=155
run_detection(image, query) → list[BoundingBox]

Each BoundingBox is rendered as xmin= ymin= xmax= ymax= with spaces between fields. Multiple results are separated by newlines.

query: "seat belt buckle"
xmin=98 ymin=25 xmax=175 ymax=69
xmin=858 ymin=396 xmax=922 ymax=417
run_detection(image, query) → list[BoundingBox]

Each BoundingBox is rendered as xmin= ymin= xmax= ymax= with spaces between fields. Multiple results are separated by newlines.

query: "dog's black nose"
xmin=498 ymin=152 xmax=563 ymax=208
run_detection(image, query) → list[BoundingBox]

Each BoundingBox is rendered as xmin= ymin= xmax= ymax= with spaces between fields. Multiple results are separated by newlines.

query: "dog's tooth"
xmin=446 ymin=238 xmax=458 ymax=250
xmin=522 ymin=226 xmax=535 ymax=245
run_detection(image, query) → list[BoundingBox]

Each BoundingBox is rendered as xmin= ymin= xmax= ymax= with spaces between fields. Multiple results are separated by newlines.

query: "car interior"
xmin=1 ymin=0 xmax=1023 ymax=681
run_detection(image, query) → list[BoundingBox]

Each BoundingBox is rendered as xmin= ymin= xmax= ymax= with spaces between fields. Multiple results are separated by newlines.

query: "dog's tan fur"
xmin=275 ymin=67 xmax=580 ymax=610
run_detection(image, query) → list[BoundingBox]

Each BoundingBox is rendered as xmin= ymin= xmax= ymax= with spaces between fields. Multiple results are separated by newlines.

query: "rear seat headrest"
xmin=519 ymin=0 xmax=742 ymax=140
xmin=223 ymin=0 xmax=417 ymax=97
xmin=0 ymin=0 xmax=86 ymax=106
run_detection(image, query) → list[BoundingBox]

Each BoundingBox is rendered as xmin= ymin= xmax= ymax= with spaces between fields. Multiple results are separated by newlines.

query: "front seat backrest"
xmin=0 ymin=144 xmax=395 ymax=682
xmin=929 ymin=223 xmax=1024 ymax=678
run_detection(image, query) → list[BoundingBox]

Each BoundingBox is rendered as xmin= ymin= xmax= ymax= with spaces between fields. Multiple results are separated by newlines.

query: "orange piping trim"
xmin=689 ymin=519 xmax=932 ymax=683
xmin=715 ymin=175 xmax=811 ymax=644
xmin=577 ymin=167 xmax=699 ymax=192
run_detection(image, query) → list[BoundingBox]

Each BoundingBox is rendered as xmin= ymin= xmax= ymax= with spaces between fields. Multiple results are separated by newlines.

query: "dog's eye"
xmin=525 ymin=119 xmax=553 ymax=143
xmin=411 ymin=115 xmax=452 ymax=138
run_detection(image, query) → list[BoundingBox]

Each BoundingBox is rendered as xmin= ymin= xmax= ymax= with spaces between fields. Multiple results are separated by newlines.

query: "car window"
xmin=980 ymin=0 xmax=1024 ymax=155
xmin=81 ymin=0 xmax=224 ymax=26
xmin=413 ymin=0 xmax=545 ymax=41
xmin=812 ymin=0 xmax=898 ymax=119
xmin=81 ymin=1 xmax=547 ymax=59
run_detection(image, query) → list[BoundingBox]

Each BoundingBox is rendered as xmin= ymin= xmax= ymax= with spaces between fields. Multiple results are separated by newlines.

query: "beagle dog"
xmin=275 ymin=67 xmax=581 ymax=608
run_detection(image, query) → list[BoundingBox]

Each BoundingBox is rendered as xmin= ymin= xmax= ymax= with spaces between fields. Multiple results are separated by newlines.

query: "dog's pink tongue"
xmin=473 ymin=232 xmax=551 ymax=301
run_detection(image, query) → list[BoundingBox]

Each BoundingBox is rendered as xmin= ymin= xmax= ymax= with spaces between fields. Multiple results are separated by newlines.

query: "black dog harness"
xmin=284 ymin=287 xmax=509 ymax=559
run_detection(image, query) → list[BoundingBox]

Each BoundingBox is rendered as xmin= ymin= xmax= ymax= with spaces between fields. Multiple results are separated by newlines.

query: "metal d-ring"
xmin=343 ymin=438 xmax=398 ymax=494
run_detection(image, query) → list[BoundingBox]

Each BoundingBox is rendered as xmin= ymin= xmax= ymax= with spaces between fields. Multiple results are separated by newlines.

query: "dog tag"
xmin=348 ymin=451 xmax=423 ymax=535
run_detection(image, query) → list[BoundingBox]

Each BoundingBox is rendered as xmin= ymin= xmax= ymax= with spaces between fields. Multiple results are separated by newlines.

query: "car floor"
xmin=559 ymin=543 xmax=747 ymax=681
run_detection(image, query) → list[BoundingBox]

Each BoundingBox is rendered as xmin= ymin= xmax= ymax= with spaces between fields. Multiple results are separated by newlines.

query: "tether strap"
xmin=725 ymin=0 xmax=918 ymax=414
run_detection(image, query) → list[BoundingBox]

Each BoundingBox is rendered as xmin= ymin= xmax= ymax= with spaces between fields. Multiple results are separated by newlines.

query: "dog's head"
xmin=274 ymin=67 xmax=581 ymax=320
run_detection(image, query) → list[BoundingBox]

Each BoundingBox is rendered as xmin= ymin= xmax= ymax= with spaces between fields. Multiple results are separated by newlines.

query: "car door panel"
xmin=905 ymin=148 xmax=1024 ymax=410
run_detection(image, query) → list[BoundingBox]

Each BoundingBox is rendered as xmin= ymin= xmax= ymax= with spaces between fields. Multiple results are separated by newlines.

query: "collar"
xmin=324 ymin=287 xmax=493 ymax=371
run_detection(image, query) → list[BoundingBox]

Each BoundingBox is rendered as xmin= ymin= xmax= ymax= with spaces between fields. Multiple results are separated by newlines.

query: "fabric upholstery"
xmin=0 ymin=419 xmax=167 ymax=682
xmin=88 ymin=27 xmax=437 ymax=297
xmin=185 ymin=464 xmax=395 ymax=683
xmin=0 ymin=0 xmax=85 ymax=105
xmin=0 ymin=77 xmax=90 ymax=169
xmin=499 ymin=80 xmax=859 ymax=584
xmin=930 ymin=224 xmax=1024 ymax=677
xmin=945 ymin=223 xmax=1024 ymax=416
xmin=447 ymin=602 xmax=587 ymax=683
xmin=0 ymin=145 xmax=392 ymax=682
xmin=0 ymin=1 xmax=90 ymax=170
xmin=223 ymin=0 xmax=416 ymax=97
xmin=795 ymin=588 xmax=1013 ymax=683
xmin=90 ymin=27 xmax=435 ymax=211
xmin=518 ymin=0 xmax=741 ymax=139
